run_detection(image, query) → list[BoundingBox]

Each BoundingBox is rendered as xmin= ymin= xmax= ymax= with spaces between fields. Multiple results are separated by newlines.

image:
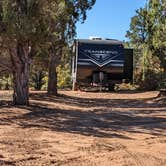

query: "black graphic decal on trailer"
xmin=78 ymin=43 xmax=124 ymax=67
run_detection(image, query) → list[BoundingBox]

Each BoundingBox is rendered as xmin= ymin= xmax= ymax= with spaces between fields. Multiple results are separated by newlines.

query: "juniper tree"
xmin=47 ymin=0 xmax=96 ymax=95
xmin=0 ymin=0 xmax=60 ymax=104
xmin=0 ymin=0 xmax=96 ymax=104
xmin=126 ymin=0 xmax=166 ymax=83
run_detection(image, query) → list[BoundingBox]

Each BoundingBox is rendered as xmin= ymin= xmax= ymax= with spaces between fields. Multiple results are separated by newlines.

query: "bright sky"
xmin=76 ymin=0 xmax=147 ymax=41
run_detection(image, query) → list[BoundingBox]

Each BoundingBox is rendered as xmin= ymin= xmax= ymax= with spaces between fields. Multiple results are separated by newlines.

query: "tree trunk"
xmin=47 ymin=51 xmax=58 ymax=95
xmin=11 ymin=42 xmax=30 ymax=105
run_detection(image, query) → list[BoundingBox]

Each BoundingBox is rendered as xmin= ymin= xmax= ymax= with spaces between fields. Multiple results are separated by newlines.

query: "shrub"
xmin=30 ymin=71 xmax=46 ymax=90
xmin=135 ymin=69 xmax=162 ymax=90
xmin=0 ymin=75 xmax=12 ymax=90
xmin=57 ymin=64 xmax=72 ymax=89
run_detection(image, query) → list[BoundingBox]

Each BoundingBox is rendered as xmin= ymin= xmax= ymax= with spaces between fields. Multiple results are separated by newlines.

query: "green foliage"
xmin=30 ymin=71 xmax=46 ymax=90
xmin=0 ymin=75 xmax=12 ymax=90
xmin=57 ymin=64 xmax=72 ymax=89
xmin=0 ymin=0 xmax=96 ymax=102
xmin=29 ymin=50 xmax=48 ymax=90
xmin=57 ymin=45 xmax=72 ymax=89
xmin=135 ymin=69 xmax=161 ymax=90
xmin=126 ymin=0 xmax=166 ymax=89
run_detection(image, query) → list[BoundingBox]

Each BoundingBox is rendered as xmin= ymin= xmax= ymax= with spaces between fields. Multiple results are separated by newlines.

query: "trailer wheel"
xmin=108 ymin=83 xmax=115 ymax=91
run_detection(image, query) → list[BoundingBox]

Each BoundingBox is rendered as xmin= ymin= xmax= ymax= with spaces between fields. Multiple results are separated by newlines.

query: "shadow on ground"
xmin=31 ymin=92 xmax=166 ymax=107
xmin=0 ymin=92 xmax=166 ymax=139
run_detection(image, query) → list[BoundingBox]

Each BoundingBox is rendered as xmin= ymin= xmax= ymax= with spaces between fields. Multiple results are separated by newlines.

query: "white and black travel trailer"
xmin=72 ymin=38 xmax=133 ymax=91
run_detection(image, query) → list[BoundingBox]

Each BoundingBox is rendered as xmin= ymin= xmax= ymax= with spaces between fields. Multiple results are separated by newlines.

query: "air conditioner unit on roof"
xmin=89 ymin=36 xmax=102 ymax=40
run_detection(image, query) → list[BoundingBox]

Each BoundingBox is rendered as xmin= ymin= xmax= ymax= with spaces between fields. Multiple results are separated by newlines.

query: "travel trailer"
xmin=72 ymin=38 xmax=133 ymax=91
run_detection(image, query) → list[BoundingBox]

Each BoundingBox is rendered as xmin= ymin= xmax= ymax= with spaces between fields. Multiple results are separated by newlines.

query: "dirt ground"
xmin=0 ymin=90 xmax=166 ymax=166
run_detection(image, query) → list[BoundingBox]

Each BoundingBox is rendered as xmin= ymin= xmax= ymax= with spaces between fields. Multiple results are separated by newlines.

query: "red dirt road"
xmin=0 ymin=90 xmax=166 ymax=166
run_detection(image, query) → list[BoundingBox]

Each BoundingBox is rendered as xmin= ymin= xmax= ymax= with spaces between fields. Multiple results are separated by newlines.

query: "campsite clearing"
xmin=0 ymin=90 xmax=166 ymax=166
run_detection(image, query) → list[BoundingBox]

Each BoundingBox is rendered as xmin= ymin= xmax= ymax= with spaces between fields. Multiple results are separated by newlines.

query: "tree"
xmin=126 ymin=0 xmax=166 ymax=87
xmin=0 ymin=0 xmax=96 ymax=104
xmin=47 ymin=0 xmax=96 ymax=95
xmin=0 ymin=0 xmax=61 ymax=104
xmin=0 ymin=1 xmax=36 ymax=104
xmin=151 ymin=0 xmax=166 ymax=75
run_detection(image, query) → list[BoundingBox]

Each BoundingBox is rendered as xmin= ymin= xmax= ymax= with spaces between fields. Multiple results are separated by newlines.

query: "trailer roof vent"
xmin=89 ymin=36 xmax=102 ymax=40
